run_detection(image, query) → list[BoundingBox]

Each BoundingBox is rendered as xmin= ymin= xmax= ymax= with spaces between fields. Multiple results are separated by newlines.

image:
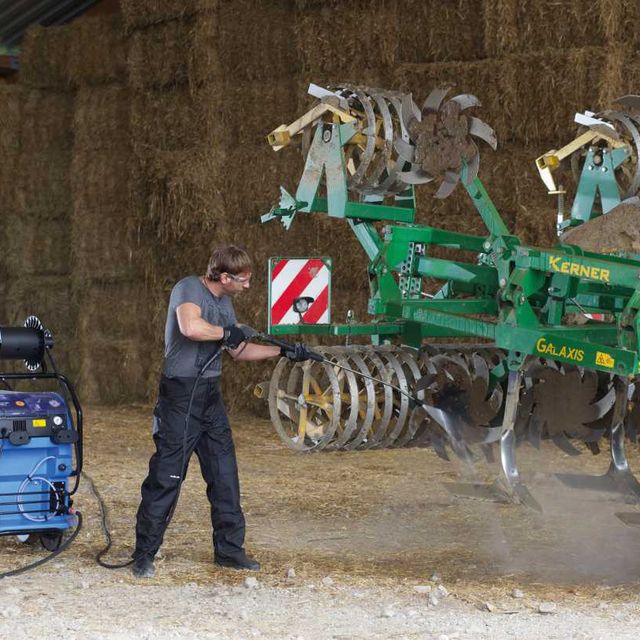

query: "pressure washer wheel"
xmin=40 ymin=530 xmax=63 ymax=552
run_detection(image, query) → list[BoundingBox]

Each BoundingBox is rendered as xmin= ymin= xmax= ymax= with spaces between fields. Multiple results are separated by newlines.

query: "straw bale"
xmin=20 ymin=89 xmax=73 ymax=153
xmin=128 ymin=18 xmax=195 ymax=90
xmin=293 ymin=0 xmax=399 ymax=79
xmin=397 ymin=58 xmax=508 ymax=147
xmin=190 ymin=1 xmax=299 ymax=85
xmin=120 ymin=0 xmax=212 ymax=30
xmin=15 ymin=149 xmax=72 ymax=218
xmin=398 ymin=0 xmax=485 ymax=64
xmin=71 ymin=203 xmax=141 ymax=282
xmin=7 ymin=275 xmax=76 ymax=354
xmin=484 ymin=0 xmax=604 ymax=57
xmin=78 ymin=338 xmax=152 ymax=403
xmin=73 ymin=85 xmax=131 ymax=151
xmin=598 ymin=0 xmax=640 ymax=45
xmin=130 ymin=88 xmax=203 ymax=152
xmin=139 ymin=147 xmax=226 ymax=241
xmin=70 ymin=149 xmax=138 ymax=214
xmin=598 ymin=46 xmax=640 ymax=107
xmin=0 ymin=149 xmax=18 ymax=212
xmin=131 ymin=78 xmax=298 ymax=153
xmin=128 ymin=3 xmax=298 ymax=90
xmin=214 ymin=143 xmax=304 ymax=226
xmin=0 ymin=84 xmax=22 ymax=154
xmin=67 ymin=14 xmax=128 ymax=86
xmin=19 ymin=25 xmax=72 ymax=89
xmin=3 ymin=213 xmax=71 ymax=276
xmin=76 ymin=280 xmax=153 ymax=342
xmin=500 ymin=47 xmax=608 ymax=146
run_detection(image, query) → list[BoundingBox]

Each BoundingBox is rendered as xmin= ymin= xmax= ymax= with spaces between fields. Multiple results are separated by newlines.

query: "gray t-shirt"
xmin=163 ymin=276 xmax=237 ymax=378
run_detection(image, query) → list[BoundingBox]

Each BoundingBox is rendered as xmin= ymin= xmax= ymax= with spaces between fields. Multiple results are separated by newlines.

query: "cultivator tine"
xmin=550 ymin=434 xmax=583 ymax=456
xmin=497 ymin=371 xmax=541 ymax=510
xmin=443 ymin=368 xmax=541 ymax=510
xmin=480 ymin=443 xmax=496 ymax=464
xmin=527 ymin=416 xmax=543 ymax=449
xmin=431 ymin=434 xmax=450 ymax=461
xmin=556 ymin=377 xmax=640 ymax=502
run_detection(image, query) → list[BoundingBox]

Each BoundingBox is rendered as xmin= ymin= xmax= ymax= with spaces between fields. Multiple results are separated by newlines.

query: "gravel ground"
xmin=3 ymin=569 xmax=640 ymax=640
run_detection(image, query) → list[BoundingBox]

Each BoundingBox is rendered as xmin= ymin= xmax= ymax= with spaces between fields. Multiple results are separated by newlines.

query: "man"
xmin=132 ymin=244 xmax=311 ymax=578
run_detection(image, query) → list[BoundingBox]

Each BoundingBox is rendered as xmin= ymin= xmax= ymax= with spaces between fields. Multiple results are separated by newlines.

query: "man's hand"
xmin=223 ymin=325 xmax=250 ymax=349
xmin=280 ymin=342 xmax=314 ymax=362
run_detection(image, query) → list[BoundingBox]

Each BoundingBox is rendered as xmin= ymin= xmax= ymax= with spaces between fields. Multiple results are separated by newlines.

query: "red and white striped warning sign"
xmin=269 ymin=258 xmax=331 ymax=326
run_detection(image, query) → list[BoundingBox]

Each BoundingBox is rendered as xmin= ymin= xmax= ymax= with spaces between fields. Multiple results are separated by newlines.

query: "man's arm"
xmin=176 ymin=303 xmax=279 ymax=359
xmin=176 ymin=303 xmax=225 ymax=341
xmin=228 ymin=343 xmax=280 ymax=361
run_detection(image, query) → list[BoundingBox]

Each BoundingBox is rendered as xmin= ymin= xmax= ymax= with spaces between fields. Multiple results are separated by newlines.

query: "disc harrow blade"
xmin=422 ymin=86 xmax=451 ymax=113
xmin=452 ymin=93 xmax=481 ymax=111
xmin=434 ymin=170 xmax=460 ymax=199
xmin=468 ymin=117 xmax=497 ymax=150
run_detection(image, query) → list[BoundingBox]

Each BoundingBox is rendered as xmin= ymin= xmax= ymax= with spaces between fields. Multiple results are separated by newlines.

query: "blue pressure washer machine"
xmin=0 ymin=316 xmax=82 ymax=553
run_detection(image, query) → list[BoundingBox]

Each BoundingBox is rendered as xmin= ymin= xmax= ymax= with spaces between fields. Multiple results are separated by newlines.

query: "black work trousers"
xmin=134 ymin=375 xmax=246 ymax=561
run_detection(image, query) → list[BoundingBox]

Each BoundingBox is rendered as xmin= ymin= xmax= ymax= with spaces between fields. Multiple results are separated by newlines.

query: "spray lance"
xmin=245 ymin=326 xmax=473 ymax=456
xmin=244 ymin=326 xmax=428 ymax=405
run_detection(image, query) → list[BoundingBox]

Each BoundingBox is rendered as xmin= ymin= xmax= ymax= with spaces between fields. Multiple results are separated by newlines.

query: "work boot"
xmin=215 ymin=552 xmax=260 ymax=572
xmin=131 ymin=556 xmax=156 ymax=578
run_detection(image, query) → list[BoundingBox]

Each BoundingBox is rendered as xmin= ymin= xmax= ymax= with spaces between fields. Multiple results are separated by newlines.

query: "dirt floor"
xmin=2 ymin=405 xmax=640 ymax=638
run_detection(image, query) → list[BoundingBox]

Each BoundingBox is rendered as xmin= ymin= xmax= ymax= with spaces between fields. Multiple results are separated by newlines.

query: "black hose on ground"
xmin=82 ymin=471 xmax=134 ymax=569
xmin=0 ymin=511 xmax=83 ymax=579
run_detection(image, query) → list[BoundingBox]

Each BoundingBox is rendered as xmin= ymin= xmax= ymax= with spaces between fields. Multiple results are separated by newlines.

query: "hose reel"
xmin=0 ymin=316 xmax=53 ymax=371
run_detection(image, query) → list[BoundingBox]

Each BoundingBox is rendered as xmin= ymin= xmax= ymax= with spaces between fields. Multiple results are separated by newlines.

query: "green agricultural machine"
xmin=258 ymin=83 xmax=640 ymax=512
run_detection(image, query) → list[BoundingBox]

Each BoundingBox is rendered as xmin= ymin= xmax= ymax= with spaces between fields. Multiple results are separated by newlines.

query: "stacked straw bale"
xmin=66 ymin=15 xmax=158 ymax=403
xmin=66 ymin=14 xmax=128 ymax=87
xmin=3 ymin=55 xmax=77 ymax=375
xmin=8 ymin=0 xmax=640 ymax=407
xmin=0 ymin=84 xmax=23 ymax=322
xmin=122 ymin=2 xmax=301 ymax=403
xmin=483 ymin=1 xmax=605 ymax=56
xmin=0 ymin=84 xmax=22 ymax=229
xmin=18 ymin=25 xmax=72 ymax=89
